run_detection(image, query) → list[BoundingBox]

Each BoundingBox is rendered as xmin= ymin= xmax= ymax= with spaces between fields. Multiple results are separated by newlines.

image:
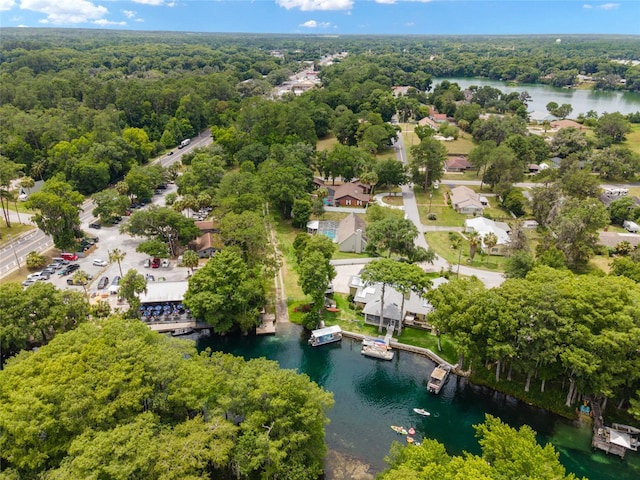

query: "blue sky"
xmin=1 ymin=1 xmax=639 ymax=35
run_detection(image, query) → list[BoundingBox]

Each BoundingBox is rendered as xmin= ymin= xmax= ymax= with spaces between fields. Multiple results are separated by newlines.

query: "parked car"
xmin=61 ymin=253 xmax=78 ymax=261
xmin=22 ymin=279 xmax=36 ymax=288
xmin=111 ymin=276 xmax=121 ymax=286
xmin=97 ymin=276 xmax=109 ymax=289
xmin=161 ymin=259 xmax=170 ymax=268
xmin=67 ymin=274 xmax=93 ymax=286
xmin=59 ymin=263 xmax=80 ymax=276
xmin=92 ymin=259 xmax=108 ymax=267
xmin=27 ymin=271 xmax=46 ymax=281
xmin=88 ymin=222 xmax=101 ymax=229
xmin=143 ymin=258 xmax=151 ymax=268
xmin=151 ymin=258 xmax=161 ymax=269
xmin=43 ymin=266 xmax=58 ymax=275
xmin=145 ymin=274 xmax=155 ymax=282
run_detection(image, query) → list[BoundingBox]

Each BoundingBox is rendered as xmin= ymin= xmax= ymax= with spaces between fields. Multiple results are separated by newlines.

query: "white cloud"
xmin=300 ymin=19 xmax=331 ymax=28
xmin=584 ymin=2 xmax=619 ymax=9
xmin=131 ymin=0 xmax=166 ymax=5
xmin=94 ymin=18 xmax=125 ymax=26
xmin=0 ymin=0 xmax=16 ymax=11
xmin=21 ymin=0 xmax=108 ymax=24
xmin=277 ymin=0 xmax=352 ymax=11
xmin=122 ymin=9 xmax=136 ymax=19
xmin=375 ymin=0 xmax=432 ymax=3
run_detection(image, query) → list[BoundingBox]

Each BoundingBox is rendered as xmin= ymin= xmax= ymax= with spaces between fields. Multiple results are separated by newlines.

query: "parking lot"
xmin=25 ymin=182 xmax=193 ymax=308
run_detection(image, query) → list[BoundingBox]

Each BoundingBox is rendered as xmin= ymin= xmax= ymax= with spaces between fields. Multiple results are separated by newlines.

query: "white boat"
xmin=413 ymin=408 xmax=431 ymax=416
xmin=427 ymin=364 xmax=450 ymax=394
xmin=361 ymin=343 xmax=394 ymax=360
xmin=308 ymin=325 xmax=342 ymax=347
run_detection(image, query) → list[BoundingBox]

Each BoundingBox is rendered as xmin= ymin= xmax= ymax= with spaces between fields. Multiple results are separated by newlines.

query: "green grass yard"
xmin=426 ymin=231 xmax=510 ymax=272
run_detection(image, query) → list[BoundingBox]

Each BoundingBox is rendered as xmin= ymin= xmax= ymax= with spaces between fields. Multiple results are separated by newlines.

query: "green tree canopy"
xmin=0 ymin=317 xmax=333 ymax=479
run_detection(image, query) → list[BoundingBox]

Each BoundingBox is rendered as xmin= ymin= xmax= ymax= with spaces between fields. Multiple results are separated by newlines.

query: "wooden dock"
xmin=147 ymin=320 xmax=211 ymax=333
xmin=256 ymin=313 xmax=276 ymax=335
xmin=341 ymin=330 xmax=453 ymax=369
xmin=588 ymin=397 xmax=629 ymax=458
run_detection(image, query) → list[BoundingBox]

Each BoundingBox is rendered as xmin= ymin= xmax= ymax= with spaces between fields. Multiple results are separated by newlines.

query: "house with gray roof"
xmin=336 ymin=213 xmax=368 ymax=253
xmin=449 ymin=186 xmax=488 ymax=215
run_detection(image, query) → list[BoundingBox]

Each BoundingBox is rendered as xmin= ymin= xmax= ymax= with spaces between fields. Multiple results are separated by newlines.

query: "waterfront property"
xmin=351 ymin=275 xmax=449 ymax=333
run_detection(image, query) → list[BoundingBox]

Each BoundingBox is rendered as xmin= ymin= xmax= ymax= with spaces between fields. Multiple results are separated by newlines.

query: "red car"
xmin=60 ymin=252 xmax=78 ymax=261
xmin=151 ymin=258 xmax=160 ymax=268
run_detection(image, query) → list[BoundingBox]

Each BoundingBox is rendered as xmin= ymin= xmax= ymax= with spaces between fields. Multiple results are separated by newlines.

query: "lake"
xmin=434 ymin=77 xmax=640 ymax=116
xmin=198 ymin=324 xmax=640 ymax=480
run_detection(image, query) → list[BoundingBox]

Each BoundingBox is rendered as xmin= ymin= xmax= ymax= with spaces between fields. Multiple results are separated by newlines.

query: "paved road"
xmin=393 ymin=133 xmax=505 ymax=288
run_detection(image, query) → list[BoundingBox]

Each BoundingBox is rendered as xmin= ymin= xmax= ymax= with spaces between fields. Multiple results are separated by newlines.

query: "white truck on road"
xmin=178 ymin=138 xmax=191 ymax=149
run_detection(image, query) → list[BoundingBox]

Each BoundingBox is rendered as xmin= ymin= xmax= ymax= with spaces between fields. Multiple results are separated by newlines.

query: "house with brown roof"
xmin=449 ymin=186 xmax=488 ymax=215
xmin=328 ymin=182 xmax=370 ymax=207
xmin=190 ymin=220 xmax=222 ymax=257
xmin=428 ymin=106 xmax=448 ymax=123
xmin=445 ymin=156 xmax=474 ymax=173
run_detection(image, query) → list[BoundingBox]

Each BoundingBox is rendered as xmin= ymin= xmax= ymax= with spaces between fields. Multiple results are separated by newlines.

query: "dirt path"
xmin=269 ymin=224 xmax=289 ymax=323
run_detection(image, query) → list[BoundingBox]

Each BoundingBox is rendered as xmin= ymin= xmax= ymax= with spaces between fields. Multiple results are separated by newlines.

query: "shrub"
xmin=427 ymin=213 xmax=437 ymax=220
xmin=26 ymin=251 xmax=47 ymax=269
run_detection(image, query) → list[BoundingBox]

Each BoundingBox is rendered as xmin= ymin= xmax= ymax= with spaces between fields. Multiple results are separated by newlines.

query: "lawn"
xmin=625 ymin=124 xmax=640 ymax=155
xmin=382 ymin=195 xmax=404 ymax=206
xmin=425 ymin=231 xmax=510 ymax=272
xmin=0 ymin=224 xmax=35 ymax=248
xmin=396 ymin=328 xmax=458 ymax=365
xmin=271 ymin=217 xmax=305 ymax=301
xmin=443 ymin=131 xmax=475 ymax=156
xmin=316 ymin=136 xmax=339 ymax=152
xmin=415 ymin=189 xmax=467 ymax=226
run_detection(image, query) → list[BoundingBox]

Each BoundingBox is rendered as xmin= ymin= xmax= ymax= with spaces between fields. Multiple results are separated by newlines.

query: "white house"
xmin=464 ymin=217 xmax=511 ymax=256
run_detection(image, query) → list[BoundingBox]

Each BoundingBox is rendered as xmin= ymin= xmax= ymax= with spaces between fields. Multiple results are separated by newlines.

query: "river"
xmin=434 ymin=77 xmax=640 ymax=116
xmin=198 ymin=324 xmax=640 ymax=480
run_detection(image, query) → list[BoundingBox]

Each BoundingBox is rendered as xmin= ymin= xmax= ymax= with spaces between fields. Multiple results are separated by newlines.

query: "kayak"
xmin=413 ymin=408 xmax=431 ymax=416
xmin=406 ymin=436 xmax=415 ymax=443
xmin=391 ymin=425 xmax=408 ymax=435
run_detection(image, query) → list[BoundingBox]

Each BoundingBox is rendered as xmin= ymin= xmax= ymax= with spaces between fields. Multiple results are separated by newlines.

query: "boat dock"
xmin=341 ymin=330 xmax=454 ymax=369
xmin=256 ymin=313 xmax=276 ymax=335
xmin=147 ymin=320 xmax=211 ymax=333
xmin=589 ymin=397 xmax=639 ymax=458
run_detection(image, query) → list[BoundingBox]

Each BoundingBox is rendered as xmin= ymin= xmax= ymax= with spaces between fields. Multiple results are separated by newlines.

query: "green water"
xmin=198 ymin=324 xmax=640 ymax=479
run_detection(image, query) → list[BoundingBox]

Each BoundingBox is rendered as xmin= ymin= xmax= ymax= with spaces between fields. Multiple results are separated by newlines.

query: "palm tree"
xmin=468 ymin=231 xmax=481 ymax=261
xmin=72 ymin=270 xmax=91 ymax=298
xmin=483 ymin=232 xmax=498 ymax=264
xmin=109 ymin=248 xmax=126 ymax=277
xmin=182 ymin=250 xmax=200 ymax=276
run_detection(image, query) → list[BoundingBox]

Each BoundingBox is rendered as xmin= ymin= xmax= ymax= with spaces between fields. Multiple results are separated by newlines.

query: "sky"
xmin=0 ymin=0 xmax=639 ymax=35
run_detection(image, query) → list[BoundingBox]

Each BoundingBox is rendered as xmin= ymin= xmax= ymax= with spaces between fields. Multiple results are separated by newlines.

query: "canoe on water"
xmin=413 ymin=408 xmax=431 ymax=416
xmin=391 ymin=425 xmax=408 ymax=435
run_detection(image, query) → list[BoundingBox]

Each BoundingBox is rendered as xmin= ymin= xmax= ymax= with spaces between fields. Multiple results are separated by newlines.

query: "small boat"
xmin=391 ymin=425 xmax=407 ymax=435
xmin=172 ymin=328 xmax=194 ymax=336
xmin=361 ymin=343 xmax=394 ymax=361
xmin=427 ymin=363 xmax=451 ymax=394
xmin=408 ymin=427 xmax=415 ymax=435
xmin=413 ymin=408 xmax=431 ymax=416
xmin=406 ymin=436 xmax=414 ymax=444
xmin=308 ymin=325 xmax=342 ymax=347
